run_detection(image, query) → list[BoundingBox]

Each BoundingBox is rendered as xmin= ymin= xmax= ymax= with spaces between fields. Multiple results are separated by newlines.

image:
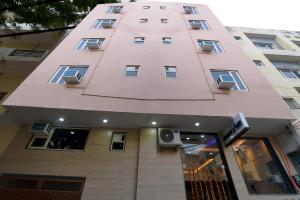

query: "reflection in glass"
xmin=180 ymin=134 xmax=235 ymax=200
xmin=232 ymin=139 xmax=295 ymax=194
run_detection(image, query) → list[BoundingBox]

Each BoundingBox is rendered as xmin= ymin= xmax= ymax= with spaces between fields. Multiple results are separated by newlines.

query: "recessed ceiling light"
xmin=59 ymin=117 xmax=64 ymax=122
xmin=151 ymin=121 xmax=157 ymax=125
xmin=187 ymin=151 xmax=191 ymax=154
xmin=201 ymin=135 xmax=205 ymax=138
xmin=209 ymin=152 xmax=213 ymax=155
xmin=186 ymin=137 xmax=190 ymax=140
xmin=103 ymin=119 xmax=108 ymax=123
xmin=195 ymin=122 xmax=200 ymax=127
xmin=70 ymin=131 xmax=75 ymax=134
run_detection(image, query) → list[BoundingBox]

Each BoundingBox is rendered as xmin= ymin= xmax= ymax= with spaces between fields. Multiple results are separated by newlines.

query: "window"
xmin=160 ymin=6 xmax=166 ymax=9
xmin=28 ymin=128 xmax=89 ymax=150
xmin=106 ymin=6 xmax=123 ymax=14
xmin=76 ymin=38 xmax=104 ymax=50
xmin=125 ymin=65 xmax=140 ymax=77
xmin=234 ymin=36 xmax=242 ymax=40
xmin=279 ymin=69 xmax=300 ymax=79
xmin=183 ymin=6 xmax=198 ymax=14
xmin=198 ymin=40 xmax=224 ymax=53
xmin=110 ymin=132 xmax=126 ymax=151
xmin=253 ymin=60 xmax=264 ymax=66
xmin=211 ymin=70 xmax=247 ymax=91
xmin=140 ymin=18 xmax=148 ymax=23
xmin=143 ymin=6 xmax=150 ymax=9
xmin=165 ymin=66 xmax=177 ymax=78
xmin=0 ymin=92 xmax=8 ymax=101
xmin=253 ymin=42 xmax=274 ymax=49
xmin=9 ymin=49 xmax=45 ymax=57
xmin=92 ymin=19 xmax=116 ymax=29
xmin=49 ymin=66 xmax=88 ymax=84
xmin=161 ymin=18 xmax=168 ymax=23
xmin=232 ymin=138 xmax=296 ymax=194
xmin=134 ymin=37 xmax=145 ymax=44
xmin=162 ymin=37 xmax=172 ymax=44
xmin=188 ymin=20 xmax=210 ymax=30
xmin=283 ymin=98 xmax=300 ymax=109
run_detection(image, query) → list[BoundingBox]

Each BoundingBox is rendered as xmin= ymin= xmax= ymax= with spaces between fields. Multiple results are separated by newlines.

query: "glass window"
xmin=143 ymin=6 xmax=150 ymax=9
xmin=134 ymin=37 xmax=145 ymax=44
xmin=92 ymin=19 xmax=116 ymax=29
xmin=283 ymin=98 xmax=300 ymax=109
xmin=232 ymin=138 xmax=296 ymax=194
xmin=161 ymin=18 xmax=168 ymax=23
xmin=189 ymin=20 xmax=210 ymax=30
xmin=160 ymin=6 xmax=166 ymax=9
xmin=125 ymin=65 xmax=140 ymax=77
xmin=49 ymin=66 xmax=88 ymax=84
xmin=140 ymin=18 xmax=148 ymax=23
xmin=180 ymin=133 xmax=237 ymax=200
xmin=234 ymin=36 xmax=242 ymax=40
xmin=165 ymin=66 xmax=177 ymax=78
xmin=253 ymin=60 xmax=264 ymax=66
xmin=162 ymin=37 xmax=172 ymax=44
xmin=0 ymin=92 xmax=8 ymax=102
xmin=76 ymin=38 xmax=104 ymax=50
xmin=279 ymin=69 xmax=300 ymax=79
xmin=198 ymin=40 xmax=224 ymax=53
xmin=183 ymin=6 xmax=198 ymax=14
xmin=106 ymin=6 xmax=123 ymax=14
xmin=211 ymin=70 xmax=248 ymax=91
xmin=110 ymin=132 xmax=126 ymax=151
xmin=253 ymin=42 xmax=274 ymax=49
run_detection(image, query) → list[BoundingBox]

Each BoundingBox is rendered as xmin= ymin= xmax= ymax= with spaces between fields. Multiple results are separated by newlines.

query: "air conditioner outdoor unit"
xmin=191 ymin=22 xmax=201 ymax=29
xmin=86 ymin=40 xmax=101 ymax=49
xmin=216 ymin=75 xmax=235 ymax=89
xmin=113 ymin=7 xmax=122 ymax=13
xmin=30 ymin=122 xmax=52 ymax=136
xmin=102 ymin=21 xmax=113 ymax=28
xmin=158 ymin=128 xmax=182 ymax=148
xmin=184 ymin=7 xmax=193 ymax=14
xmin=202 ymin=44 xmax=213 ymax=53
xmin=62 ymin=70 xmax=82 ymax=84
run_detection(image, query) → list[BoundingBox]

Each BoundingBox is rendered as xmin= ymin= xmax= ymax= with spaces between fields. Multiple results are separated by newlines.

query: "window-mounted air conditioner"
xmin=62 ymin=70 xmax=82 ymax=84
xmin=102 ymin=21 xmax=113 ymax=28
xmin=158 ymin=128 xmax=182 ymax=148
xmin=202 ymin=44 xmax=213 ymax=53
xmin=184 ymin=7 xmax=193 ymax=14
xmin=216 ymin=75 xmax=235 ymax=89
xmin=113 ymin=7 xmax=122 ymax=13
xmin=30 ymin=122 xmax=52 ymax=136
xmin=86 ymin=40 xmax=101 ymax=49
xmin=191 ymin=21 xmax=201 ymax=29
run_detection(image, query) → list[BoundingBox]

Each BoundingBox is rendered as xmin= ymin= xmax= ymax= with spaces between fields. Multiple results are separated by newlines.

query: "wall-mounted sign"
xmin=223 ymin=112 xmax=250 ymax=147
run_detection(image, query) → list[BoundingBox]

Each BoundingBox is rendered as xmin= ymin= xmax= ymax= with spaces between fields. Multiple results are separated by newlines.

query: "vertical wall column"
xmin=136 ymin=128 xmax=186 ymax=200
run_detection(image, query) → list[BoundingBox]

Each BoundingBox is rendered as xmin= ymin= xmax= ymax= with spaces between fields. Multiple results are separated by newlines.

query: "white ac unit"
xmin=30 ymin=122 xmax=52 ymax=136
xmin=184 ymin=7 xmax=193 ymax=14
xmin=62 ymin=70 xmax=82 ymax=84
xmin=86 ymin=40 xmax=101 ymax=49
xmin=113 ymin=7 xmax=122 ymax=13
xmin=191 ymin=22 xmax=201 ymax=30
xmin=216 ymin=75 xmax=235 ymax=89
xmin=102 ymin=21 xmax=113 ymax=28
xmin=158 ymin=128 xmax=182 ymax=148
xmin=202 ymin=44 xmax=213 ymax=53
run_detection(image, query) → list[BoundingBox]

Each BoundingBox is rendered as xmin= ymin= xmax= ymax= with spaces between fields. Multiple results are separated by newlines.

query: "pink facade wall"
xmin=3 ymin=2 xmax=293 ymax=120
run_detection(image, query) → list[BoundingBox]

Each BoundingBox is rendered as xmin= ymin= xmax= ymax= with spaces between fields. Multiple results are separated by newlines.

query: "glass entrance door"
xmin=180 ymin=133 xmax=237 ymax=200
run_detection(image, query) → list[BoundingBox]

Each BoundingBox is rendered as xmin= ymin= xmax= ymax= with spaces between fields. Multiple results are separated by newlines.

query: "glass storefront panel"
xmin=180 ymin=133 xmax=237 ymax=200
xmin=232 ymin=138 xmax=296 ymax=194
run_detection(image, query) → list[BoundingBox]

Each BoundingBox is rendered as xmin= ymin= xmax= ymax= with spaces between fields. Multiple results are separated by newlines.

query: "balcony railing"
xmin=9 ymin=49 xmax=45 ymax=57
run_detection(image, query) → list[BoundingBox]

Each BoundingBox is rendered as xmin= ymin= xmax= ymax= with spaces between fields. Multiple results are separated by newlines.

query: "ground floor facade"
xmin=0 ymin=125 xmax=300 ymax=200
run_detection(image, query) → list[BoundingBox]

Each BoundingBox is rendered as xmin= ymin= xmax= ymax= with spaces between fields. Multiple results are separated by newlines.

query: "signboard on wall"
xmin=223 ymin=112 xmax=250 ymax=147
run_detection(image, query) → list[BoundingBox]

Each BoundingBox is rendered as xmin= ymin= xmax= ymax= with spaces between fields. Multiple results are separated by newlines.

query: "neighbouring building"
xmin=228 ymin=26 xmax=300 ymax=175
xmin=1 ymin=2 xmax=300 ymax=200
xmin=0 ymin=30 xmax=67 ymax=155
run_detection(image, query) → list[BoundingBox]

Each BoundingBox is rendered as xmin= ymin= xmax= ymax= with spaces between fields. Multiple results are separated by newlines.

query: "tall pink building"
xmin=1 ymin=2 xmax=299 ymax=200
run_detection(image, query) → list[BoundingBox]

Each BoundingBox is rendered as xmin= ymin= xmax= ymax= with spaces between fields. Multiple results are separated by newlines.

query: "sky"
xmin=151 ymin=0 xmax=300 ymax=31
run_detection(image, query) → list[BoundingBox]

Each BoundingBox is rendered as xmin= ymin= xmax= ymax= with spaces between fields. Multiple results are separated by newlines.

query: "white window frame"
xmin=253 ymin=60 xmax=264 ymax=66
xmin=106 ymin=6 xmax=123 ymax=14
xmin=211 ymin=70 xmax=248 ymax=91
xmin=125 ymin=65 xmax=140 ymax=77
xmin=143 ymin=6 xmax=150 ymax=9
xmin=183 ymin=6 xmax=198 ymax=14
xmin=140 ymin=18 xmax=148 ymax=23
xmin=279 ymin=69 xmax=300 ymax=79
xmin=198 ymin=40 xmax=224 ymax=53
xmin=75 ymin=38 xmax=104 ymax=50
xmin=165 ymin=66 xmax=177 ymax=78
xmin=283 ymin=98 xmax=300 ymax=109
xmin=49 ymin=66 xmax=88 ymax=84
xmin=134 ymin=37 xmax=145 ymax=44
xmin=110 ymin=132 xmax=127 ymax=151
xmin=92 ymin=19 xmax=116 ymax=29
xmin=162 ymin=37 xmax=172 ymax=44
xmin=189 ymin=20 xmax=210 ymax=30
xmin=253 ymin=42 xmax=274 ymax=49
xmin=161 ymin=18 xmax=168 ymax=23
xmin=28 ymin=133 xmax=53 ymax=150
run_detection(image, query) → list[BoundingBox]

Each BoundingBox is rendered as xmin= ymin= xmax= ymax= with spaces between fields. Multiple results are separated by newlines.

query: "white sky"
xmin=150 ymin=0 xmax=300 ymax=31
